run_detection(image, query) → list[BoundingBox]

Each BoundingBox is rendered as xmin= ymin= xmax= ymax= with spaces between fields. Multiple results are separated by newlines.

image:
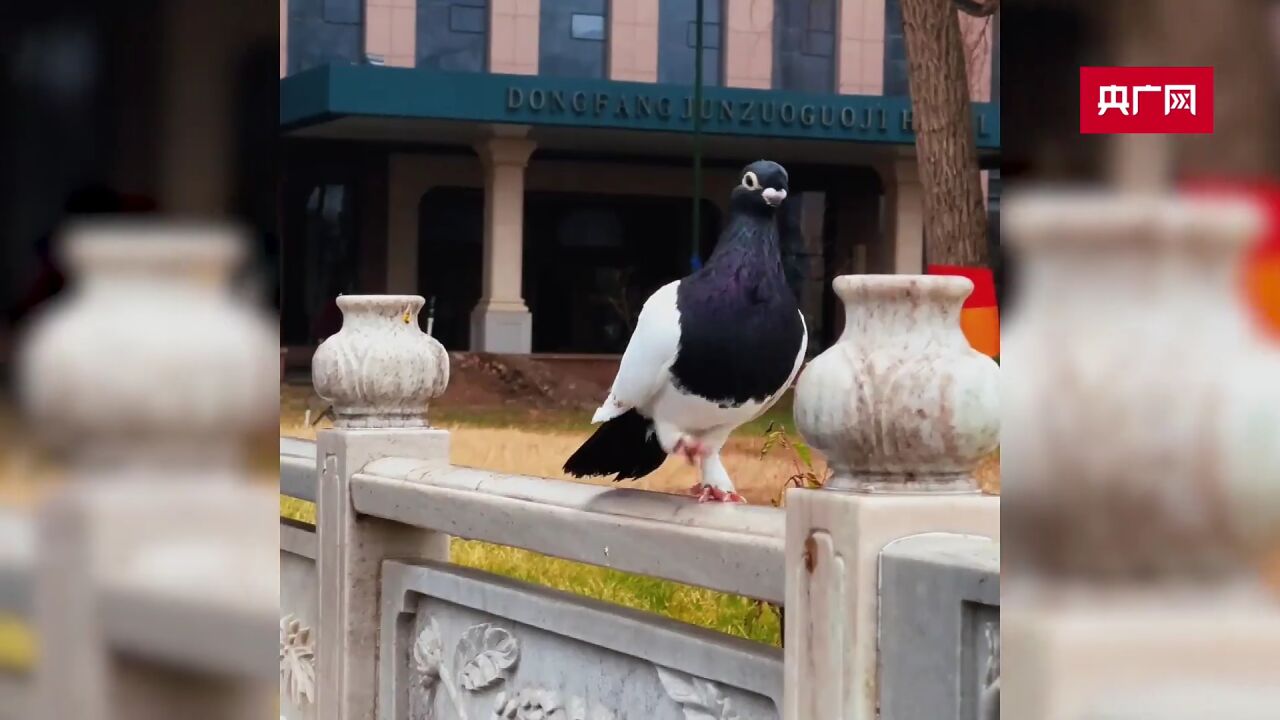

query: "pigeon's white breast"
xmin=644 ymin=376 xmax=772 ymax=433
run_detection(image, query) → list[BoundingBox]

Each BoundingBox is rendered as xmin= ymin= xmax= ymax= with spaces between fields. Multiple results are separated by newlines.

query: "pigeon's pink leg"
xmin=673 ymin=437 xmax=706 ymax=466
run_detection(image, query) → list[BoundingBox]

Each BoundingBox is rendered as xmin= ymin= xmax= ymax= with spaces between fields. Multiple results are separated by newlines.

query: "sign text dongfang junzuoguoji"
xmin=503 ymin=85 xmax=992 ymax=141
xmin=278 ymin=66 xmax=1000 ymax=149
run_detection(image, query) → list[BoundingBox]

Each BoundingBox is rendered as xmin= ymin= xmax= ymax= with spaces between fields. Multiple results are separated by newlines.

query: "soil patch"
xmin=438 ymin=353 xmax=613 ymax=412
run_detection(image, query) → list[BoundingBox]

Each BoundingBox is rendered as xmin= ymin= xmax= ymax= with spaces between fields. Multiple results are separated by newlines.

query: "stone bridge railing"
xmin=280 ymin=280 xmax=1001 ymax=720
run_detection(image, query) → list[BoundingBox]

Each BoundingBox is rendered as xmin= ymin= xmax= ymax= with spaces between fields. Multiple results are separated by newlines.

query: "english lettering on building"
xmin=505 ymin=86 xmax=989 ymax=139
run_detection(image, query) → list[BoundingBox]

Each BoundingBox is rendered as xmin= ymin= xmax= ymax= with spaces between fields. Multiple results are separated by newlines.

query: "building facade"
xmin=279 ymin=0 xmax=1000 ymax=358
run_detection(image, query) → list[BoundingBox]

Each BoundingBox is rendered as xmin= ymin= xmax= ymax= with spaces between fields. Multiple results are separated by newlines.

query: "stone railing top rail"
xmin=280 ymin=437 xmax=318 ymax=502
xmin=0 ymin=510 xmax=34 ymax=615
xmin=361 ymin=456 xmax=786 ymax=538
xmin=351 ymin=460 xmax=787 ymax=603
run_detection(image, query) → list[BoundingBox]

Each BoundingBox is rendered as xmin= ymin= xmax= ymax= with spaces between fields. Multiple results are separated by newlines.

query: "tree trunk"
xmin=899 ymin=0 xmax=989 ymax=267
xmin=1112 ymin=0 xmax=1280 ymax=181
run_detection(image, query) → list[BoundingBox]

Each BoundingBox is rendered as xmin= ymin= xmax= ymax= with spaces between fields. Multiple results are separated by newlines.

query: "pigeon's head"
xmin=731 ymin=160 xmax=789 ymax=215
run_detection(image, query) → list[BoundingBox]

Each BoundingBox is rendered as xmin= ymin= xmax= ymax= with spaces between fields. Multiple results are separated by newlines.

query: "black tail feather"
xmin=563 ymin=409 xmax=667 ymax=481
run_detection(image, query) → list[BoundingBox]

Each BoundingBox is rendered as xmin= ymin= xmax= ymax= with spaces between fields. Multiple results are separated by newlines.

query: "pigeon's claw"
xmin=694 ymin=485 xmax=722 ymax=503
xmin=688 ymin=485 xmax=744 ymax=503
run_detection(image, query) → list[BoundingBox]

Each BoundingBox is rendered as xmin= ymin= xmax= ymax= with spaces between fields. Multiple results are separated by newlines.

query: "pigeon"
xmin=563 ymin=160 xmax=807 ymax=503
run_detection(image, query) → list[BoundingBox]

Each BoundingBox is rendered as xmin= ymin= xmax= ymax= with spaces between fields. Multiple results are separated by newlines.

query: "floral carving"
xmin=655 ymin=666 xmax=738 ymax=720
xmin=413 ymin=617 xmax=445 ymax=689
xmin=491 ymin=688 xmax=619 ymax=720
xmin=979 ymin=622 xmax=1000 ymax=720
xmin=455 ymin=624 xmax=521 ymax=691
xmin=279 ymin=614 xmax=316 ymax=707
xmin=412 ymin=619 xmax=522 ymax=720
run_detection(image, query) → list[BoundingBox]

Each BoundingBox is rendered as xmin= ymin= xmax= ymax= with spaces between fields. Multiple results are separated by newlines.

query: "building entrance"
xmin=418 ymin=187 xmax=720 ymax=354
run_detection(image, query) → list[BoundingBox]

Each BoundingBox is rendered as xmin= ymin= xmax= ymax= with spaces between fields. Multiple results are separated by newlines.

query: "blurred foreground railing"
xmin=280 ymin=280 xmax=1001 ymax=720
xmin=7 ymin=221 xmax=280 ymax=720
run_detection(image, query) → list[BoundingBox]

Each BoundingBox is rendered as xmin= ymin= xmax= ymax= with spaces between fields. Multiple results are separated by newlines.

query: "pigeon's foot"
xmin=688 ymin=484 xmax=748 ymax=504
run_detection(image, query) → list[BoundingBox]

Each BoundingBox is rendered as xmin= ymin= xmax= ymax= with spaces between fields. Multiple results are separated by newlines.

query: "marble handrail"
xmin=351 ymin=457 xmax=787 ymax=604
xmin=280 ymin=437 xmax=318 ymax=502
xmin=0 ymin=511 xmax=34 ymax=616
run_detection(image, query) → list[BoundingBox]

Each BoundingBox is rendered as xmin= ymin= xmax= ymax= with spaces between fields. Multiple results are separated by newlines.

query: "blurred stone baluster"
xmin=1001 ymin=192 xmax=1280 ymax=719
xmin=16 ymin=220 xmax=279 ymax=720
xmin=783 ymin=275 xmax=1001 ymax=720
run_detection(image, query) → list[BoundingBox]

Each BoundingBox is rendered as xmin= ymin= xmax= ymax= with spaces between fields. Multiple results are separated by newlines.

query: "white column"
xmin=880 ymin=157 xmax=925 ymax=274
xmin=470 ymin=136 xmax=536 ymax=353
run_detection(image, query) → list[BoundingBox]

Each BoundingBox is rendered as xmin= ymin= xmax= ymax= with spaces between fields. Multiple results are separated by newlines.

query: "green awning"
xmin=281 ymin=65 xmax=1000 ymax=150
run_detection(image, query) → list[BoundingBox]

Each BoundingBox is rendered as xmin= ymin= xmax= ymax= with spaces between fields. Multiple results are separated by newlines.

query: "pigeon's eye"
xmin=741 ymin=171 xmax=760 ymax=190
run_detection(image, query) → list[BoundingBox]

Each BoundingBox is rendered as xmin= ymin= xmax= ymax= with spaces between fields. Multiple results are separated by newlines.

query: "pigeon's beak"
xmin=762 ymin=188 xmax=787 ymax=207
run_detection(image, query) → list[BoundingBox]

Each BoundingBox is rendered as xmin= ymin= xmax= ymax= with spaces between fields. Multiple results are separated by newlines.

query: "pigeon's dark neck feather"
xmin=705 ymin=212 xmax=780 ymax=268
xmin=669 ymin=208 xmax=804 ymax=407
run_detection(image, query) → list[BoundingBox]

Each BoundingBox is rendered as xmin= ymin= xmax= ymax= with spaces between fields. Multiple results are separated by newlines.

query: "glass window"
xmin=802 ymin=30 xmax=834 ymax=57
xmin=539 ymin=1 xmax=607 ymax=78
xmin=658 ymin=0 xmax=722 ymax=86
xmin=773 ymin=0 xmax=835 ymax=92
xmin=323 ymin=0 xmax=361 ymax=25
xmin=288 ymin=0 xmax=363 ymax=74
xmin=419 ymin=0 xmax=488 ymax=72
xmin=883 ymin=0 xmax=909 ymax=95
xmin=684 ymin=21 xmax=721 ymax=49
xmin=571 ymin=14 xmax=606 ymax=41
xmin=449 ymin=5 xmax=486 ymax=34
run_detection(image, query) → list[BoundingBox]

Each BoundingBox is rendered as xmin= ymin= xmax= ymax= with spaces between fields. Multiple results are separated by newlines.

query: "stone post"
xmin=17 ymin=220 xmax=279 ymax=720
xmin=470 ymin=134 xmax=536 ymax=353
xmin=783 ymin=275 xmax=1001 ymax=720
xmin=311 ymin=294 xmax=452 ymax=720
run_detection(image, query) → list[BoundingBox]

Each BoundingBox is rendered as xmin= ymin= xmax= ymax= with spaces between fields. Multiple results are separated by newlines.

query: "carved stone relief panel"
xmin=281 ymin=530 xmax=319 ymax=720
xmin=382 ymin=561 xmax=781 ymax=720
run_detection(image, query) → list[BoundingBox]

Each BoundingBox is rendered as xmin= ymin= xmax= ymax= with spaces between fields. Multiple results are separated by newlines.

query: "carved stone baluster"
xmin=999 ymin=192 xmax=1280 ymax=719
xmin=783 ymin=275 xmax=1001 ymax=720
xmin=17 ymin=220 xmax=279 ymax=719
xmin=310 ymin=295 xmax=452 ymax=720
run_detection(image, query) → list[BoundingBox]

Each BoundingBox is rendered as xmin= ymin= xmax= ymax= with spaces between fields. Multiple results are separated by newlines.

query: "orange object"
xmin=959 ymin=305 xmax=1001 ymax=358
xmin=928 ymin=264 xmax=1000 ymax=358
xmin=1247 ymin=251 xmax=1280 ymax=341
xmin=1182 ymin=180 xmax=1280 ymax=342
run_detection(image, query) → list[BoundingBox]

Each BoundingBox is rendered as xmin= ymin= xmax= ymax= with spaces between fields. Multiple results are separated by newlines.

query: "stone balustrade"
xmin=293 ymin=271 xmax=1001 ymax=720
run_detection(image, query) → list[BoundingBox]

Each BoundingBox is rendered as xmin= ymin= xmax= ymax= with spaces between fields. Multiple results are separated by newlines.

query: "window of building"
xmin=883 ymin=0 xmax=909 ymax=96
xmin=570 ymin=14 xmax=607 ymax=41
xmin=419 ymin=0 xmax=488 ymax=72
xmin=773 ymin=0 xmax=836 ymax=93
xmin=450 ymin=5 xmax=486 ymax=34
xmin=540 ymin=0 xmax=608 ymax=78
xmin=885 ymin=1 xmax=999 ymax=98
xmin=287 ymin=0 xmax=362 ymax=75
xmin=658 ymin=0 xmax=723 ymax=86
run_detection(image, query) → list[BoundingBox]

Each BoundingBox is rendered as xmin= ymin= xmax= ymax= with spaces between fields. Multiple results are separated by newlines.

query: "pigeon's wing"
xmin=751 ymin=309 xmax=808 ymax=419
xmin=591 ymin=280 xmax=682 ymax=424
